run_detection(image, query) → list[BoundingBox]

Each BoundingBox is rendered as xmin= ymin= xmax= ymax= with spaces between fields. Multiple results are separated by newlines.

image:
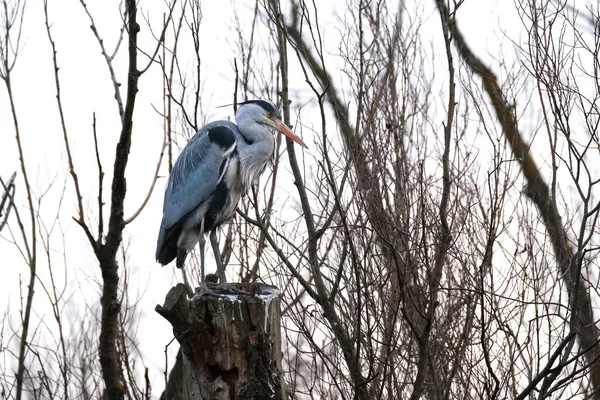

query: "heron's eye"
xmin=267 ymin=112 xmax=272 ymax=118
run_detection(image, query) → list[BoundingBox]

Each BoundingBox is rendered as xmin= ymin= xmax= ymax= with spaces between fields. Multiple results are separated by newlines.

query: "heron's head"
xmin=238 ymin=100 xmax=307 ymax=148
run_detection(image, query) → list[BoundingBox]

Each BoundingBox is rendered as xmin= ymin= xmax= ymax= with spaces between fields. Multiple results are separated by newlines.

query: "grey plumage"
xmin=155 ymin=100 xmax=307 ymax=284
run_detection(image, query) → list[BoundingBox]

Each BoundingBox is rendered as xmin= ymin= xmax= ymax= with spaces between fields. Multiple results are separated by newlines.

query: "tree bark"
xmin=157 ymin=283 xmax=285 ymax=400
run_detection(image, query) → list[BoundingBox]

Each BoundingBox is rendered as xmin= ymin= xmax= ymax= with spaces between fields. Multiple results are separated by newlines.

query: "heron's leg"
xmin=210 ymin=229 xmax=227 ymax=284
xmin=195 ymin=231 xmax=220 ymax=297
xmin=198 ymin=233 xmax=206 ymax=282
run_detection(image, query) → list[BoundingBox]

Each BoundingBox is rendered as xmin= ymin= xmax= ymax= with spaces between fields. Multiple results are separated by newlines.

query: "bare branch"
xmin=0 ymin=171 xmax=16 ymax=232
xmin=79 ymin=0 xmax=126 ymax=120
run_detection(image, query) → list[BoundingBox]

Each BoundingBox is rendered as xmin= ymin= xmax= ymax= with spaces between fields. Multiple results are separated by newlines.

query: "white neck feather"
xmin=235 ymin=106 xmax=276 ymax=190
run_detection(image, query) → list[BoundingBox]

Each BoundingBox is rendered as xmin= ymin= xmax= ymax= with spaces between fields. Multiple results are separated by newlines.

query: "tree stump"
xmin=156 ymin=283 xmax=285 ymax=400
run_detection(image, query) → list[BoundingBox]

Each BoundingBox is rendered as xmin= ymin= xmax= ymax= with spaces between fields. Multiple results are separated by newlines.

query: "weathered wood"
xmin=156 ymin=282 xmax=285 ymax=400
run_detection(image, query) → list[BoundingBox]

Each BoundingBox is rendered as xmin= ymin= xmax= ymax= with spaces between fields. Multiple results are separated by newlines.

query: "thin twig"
xmin=79 ymin=0 xmax=126 ymax=119
xmin=0 ymin=172 xmax=16 ymax=232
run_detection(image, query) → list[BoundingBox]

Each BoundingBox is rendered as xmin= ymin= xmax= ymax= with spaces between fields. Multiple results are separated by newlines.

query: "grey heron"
xmin=155 ymin=100 xmax=306 ymax=290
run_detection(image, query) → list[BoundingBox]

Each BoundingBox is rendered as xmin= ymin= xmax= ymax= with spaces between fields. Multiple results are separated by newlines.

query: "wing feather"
xmin=156 ymin=121 xmax=238 ymax=264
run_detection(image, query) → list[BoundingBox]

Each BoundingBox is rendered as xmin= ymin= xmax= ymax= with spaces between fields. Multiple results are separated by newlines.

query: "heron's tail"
xmin=156 ymin=224 xmax=178 ymax=265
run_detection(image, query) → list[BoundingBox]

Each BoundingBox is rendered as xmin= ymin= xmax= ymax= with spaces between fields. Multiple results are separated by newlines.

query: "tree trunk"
xmin=156 ymin=283 xmax=286 ymax=400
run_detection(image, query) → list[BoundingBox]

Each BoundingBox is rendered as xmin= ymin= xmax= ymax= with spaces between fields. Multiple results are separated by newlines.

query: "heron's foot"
xmin=213 ymin=282 xmax=249 ymax=295
xmin=194 ymin=281 xmax=247 ymax=298
xmin=206 ymin=273 xmax=246 ymax=294
xmin=194 ymin=281 xmax=220 ymax=298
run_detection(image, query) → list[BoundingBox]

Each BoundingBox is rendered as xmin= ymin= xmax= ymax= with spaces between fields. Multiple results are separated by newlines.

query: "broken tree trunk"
xmin=156 ymin=282 xmax=285 ymax=400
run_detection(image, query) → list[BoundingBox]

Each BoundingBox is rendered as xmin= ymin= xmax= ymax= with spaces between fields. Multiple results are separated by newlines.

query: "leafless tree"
xmin=435 ymin=0 xmax=600 ymax=397
xmin=1 ymin=0 xmax=173 ymax=398
xmin=3 ymin=0 xmax=600 ymax=399
xmin=185 ymin=0 xmax=600 ymax=398
xmin=42 ymin=0 xmax=173 ymax=397
xmin=1 ymin=0 xmax=39 ymax=398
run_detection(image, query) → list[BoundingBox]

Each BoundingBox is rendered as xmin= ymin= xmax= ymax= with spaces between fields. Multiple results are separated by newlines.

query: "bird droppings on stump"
xmin=156 ymin=282 xmax=285 ymax=400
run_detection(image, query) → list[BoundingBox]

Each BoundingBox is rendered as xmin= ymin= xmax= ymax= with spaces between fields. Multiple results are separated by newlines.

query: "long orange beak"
xmin=277 ymin=122 xmax=308 ymax=148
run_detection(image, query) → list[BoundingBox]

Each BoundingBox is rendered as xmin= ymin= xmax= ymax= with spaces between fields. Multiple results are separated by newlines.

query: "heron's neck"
xmin=236 ymin=124 xmax=275 ymax=189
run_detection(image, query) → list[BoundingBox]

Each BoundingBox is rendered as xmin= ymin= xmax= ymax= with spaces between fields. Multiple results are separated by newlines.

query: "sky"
xmin=0 ymin=0 xmax=525 ymax=397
